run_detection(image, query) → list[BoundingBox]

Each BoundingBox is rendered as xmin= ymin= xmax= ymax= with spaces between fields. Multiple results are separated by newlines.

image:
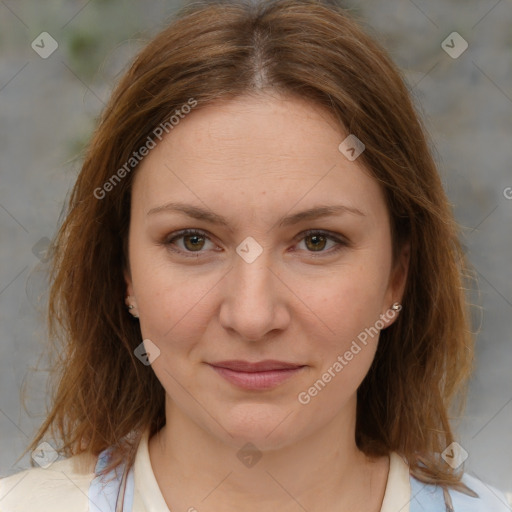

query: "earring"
xmin=391 ymin=302 xmax=401 ymax=311
xmin=125 ymin=296 xmax=139 ymax=318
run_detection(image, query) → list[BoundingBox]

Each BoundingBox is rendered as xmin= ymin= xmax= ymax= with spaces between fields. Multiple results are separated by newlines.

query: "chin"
xmin=213 ymin=404 xmax=302 ymax=450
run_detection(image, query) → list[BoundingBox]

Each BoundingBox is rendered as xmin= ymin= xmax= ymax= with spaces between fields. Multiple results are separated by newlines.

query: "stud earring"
xmin=128 ymin=306 xmax=139 ymax=319
xmin=125 ymin=296 xmax=139 ymax=318
xmin=391 ymin=302 xmax=402 ymax=311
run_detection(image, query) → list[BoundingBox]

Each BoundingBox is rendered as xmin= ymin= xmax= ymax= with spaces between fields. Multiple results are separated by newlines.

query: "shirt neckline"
xmin=380 ymin=452 xmax=411 ymax=512
xmin=134 ymin=429 xmax=411 ymax=512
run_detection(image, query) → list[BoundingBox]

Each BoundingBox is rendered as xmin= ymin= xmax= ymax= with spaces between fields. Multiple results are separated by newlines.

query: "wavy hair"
xmin=26 ymin=0 xmax=475 ymax=494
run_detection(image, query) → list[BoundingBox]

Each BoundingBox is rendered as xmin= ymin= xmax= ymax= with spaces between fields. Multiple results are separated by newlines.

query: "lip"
xmin=207 ymin=360 xmax=306 ymax=390
xmin=209 ymin=360 xmax=304 ymax=372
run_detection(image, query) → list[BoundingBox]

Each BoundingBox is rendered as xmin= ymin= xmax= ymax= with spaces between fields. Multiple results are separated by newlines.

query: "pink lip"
xmin=209 ymin=359 xmax=304 ymax=372
xmin=207 ymin=360 xmax=306 ymax=390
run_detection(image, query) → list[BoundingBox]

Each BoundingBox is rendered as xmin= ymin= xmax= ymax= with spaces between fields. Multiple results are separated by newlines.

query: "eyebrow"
xmin=147 ymin=201 xmax=365 ymax=229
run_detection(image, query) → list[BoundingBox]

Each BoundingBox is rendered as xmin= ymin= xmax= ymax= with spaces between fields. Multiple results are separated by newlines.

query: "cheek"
xmin=302 ymin=261 xmax=389 ymax=342
xmin=296 ymin=274 xmax=383 ymax=411
xmin=295 ymin=255 xmax=390 ymax=394
xmin=137 ymin=269 xmax=216 ymax=340
xmin=130 ymin=243 xmax=223 ymax=363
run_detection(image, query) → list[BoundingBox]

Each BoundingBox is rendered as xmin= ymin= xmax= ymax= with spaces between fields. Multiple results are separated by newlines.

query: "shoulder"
xmin=410 ymin=472 xmax=511 ymax=512
xmin=0 ymin=453 xmax=96 ymax=512
xmin=453 ymin=473 xmax=511 ymax=511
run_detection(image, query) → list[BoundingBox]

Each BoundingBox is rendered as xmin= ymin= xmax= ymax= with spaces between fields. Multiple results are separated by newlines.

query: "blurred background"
xmin=0 ymin=0 xmax=511 ymax=502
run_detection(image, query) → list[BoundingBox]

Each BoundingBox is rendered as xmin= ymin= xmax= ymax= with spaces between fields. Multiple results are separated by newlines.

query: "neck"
xmin=148 ymin=395 xmax=389 ymax=512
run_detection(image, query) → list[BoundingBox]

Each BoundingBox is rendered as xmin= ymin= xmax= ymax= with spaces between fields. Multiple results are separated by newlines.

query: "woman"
xmin=0 ymin=0 xmax=509 ymax=510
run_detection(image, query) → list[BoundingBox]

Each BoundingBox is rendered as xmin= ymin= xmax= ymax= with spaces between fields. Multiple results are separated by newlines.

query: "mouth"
xmin=207 ymin=360 xmax=307 ymax=390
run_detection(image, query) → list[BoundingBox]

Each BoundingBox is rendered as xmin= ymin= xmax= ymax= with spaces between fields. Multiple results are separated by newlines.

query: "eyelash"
xmin=164 ymin=229 xmax=348 ymax=258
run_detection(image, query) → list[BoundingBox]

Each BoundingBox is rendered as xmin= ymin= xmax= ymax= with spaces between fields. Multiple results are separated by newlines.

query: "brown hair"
xmin=26 ymin=0 xmax=475 ymax=494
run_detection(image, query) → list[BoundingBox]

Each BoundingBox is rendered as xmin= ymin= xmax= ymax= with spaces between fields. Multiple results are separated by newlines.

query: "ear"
xmin=124 ymin=267 xmax=134 ymax=298
xmin=382 ymin=241 xmax=410 ymax=327
xmin=124 ymin=268 xmax=139 ymax=318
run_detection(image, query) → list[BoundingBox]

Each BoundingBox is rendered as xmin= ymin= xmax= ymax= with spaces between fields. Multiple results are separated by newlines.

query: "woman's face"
xmin=125 ymin=93 xmax=408 ymax=450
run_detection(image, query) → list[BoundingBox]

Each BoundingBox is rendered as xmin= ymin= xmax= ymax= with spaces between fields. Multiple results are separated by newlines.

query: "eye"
xmin=165 ymin=229 xmax=217 ymax=256
xmin=164 ymin=229 xmax=348 ymax=258
xmin=294 ymin=230 xmax=348 ymax=255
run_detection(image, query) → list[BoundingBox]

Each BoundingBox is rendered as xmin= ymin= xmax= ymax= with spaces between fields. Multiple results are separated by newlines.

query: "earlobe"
xmin=382 ymin=242 xmax=410 ymax=328
xmin=380 ymin=301 xmax=402 ymax=330
xmin=124 ymin=269 xmax=139 ymax=319
xmin=125 ymin=295 xmax=139 ymax=319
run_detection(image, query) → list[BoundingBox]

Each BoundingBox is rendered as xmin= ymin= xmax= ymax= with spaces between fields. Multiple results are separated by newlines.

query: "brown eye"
xmin=165 ymin=229 xmax=215 ymax=256
xmin=165 ymin=228 xmax=347 ymax=259
xmin=182 ymin=233 xmax=206 ymax=251
xmin=296 ymin=230 xmax=347 ymax=255
xmin=304 ymin=233 xmax=328 ymax=251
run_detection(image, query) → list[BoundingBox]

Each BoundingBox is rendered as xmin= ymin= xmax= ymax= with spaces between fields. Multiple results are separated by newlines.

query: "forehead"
xmin=132 ymin=93 xmax=387 ymax=223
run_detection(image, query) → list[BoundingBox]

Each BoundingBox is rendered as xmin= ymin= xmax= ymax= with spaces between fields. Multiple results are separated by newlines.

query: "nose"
xmin=219 ymin=247 xmax=290 ymax=342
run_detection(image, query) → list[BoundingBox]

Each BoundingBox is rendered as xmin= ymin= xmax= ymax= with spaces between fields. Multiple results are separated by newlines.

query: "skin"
xmin=125 ymin=92 xmax=410 ymax=512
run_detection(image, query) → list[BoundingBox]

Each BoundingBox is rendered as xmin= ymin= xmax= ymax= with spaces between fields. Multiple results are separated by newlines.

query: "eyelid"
xmin=294 ymin=228 xmax=349 ymax=244
xmin=291 ymin=229 xmax=349 ymax=257
xmin=164 ymin=228 xmax=349 ymax=258
xmin=164 ymin=229 xmax=218 ymax=257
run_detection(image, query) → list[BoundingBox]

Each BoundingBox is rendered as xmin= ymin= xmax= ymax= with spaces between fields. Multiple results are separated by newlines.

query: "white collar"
xmin=380 ymin=452 xmax=411 ymax=512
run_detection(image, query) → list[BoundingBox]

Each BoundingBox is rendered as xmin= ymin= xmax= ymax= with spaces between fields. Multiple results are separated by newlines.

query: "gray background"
xmin=1 ymin=0 xmax=511 ymax=503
